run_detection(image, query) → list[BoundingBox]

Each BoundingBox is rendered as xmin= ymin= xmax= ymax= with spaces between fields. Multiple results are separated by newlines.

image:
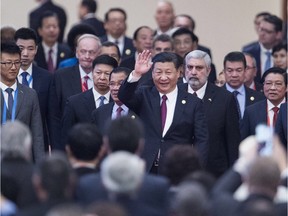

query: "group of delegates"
xmin=0 ymin=0 xmax=287 ymax=215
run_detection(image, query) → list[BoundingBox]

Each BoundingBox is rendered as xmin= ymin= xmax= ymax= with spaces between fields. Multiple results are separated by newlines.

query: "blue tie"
xmin=233 ymin=91 xmax=241 ymax=119
xmin=5 ymin=88 xmax=14 ymax=114
xmin=21 ymin=72 xmax=29 ymax=86
xmin=99 ymin=96 xmax=105 ymax=107
xmin=264 ymin=51 xmax=271 ymax=72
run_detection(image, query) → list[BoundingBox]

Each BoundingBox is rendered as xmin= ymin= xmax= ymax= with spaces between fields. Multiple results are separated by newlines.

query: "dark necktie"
xmin=47 ymin=49 xmax=54 ymax=73
xmin=82 ymin=75 xmax=89 ymax=92
xmin=233 ymin=91 xmax=241 ymax=119
xmin=116 ymin=106 xmax=123 ymax=118
xmin=193 ymin=92 xmax=198 ymax=97
xmin=272 ymin=106 xmax=279 ymax=127
xmin=5 ymin=88 xmax=14 ymax=115
xmin=161 ymin=95 xmax=168 ymax=131
xmin=21 ymin=72 xmax=29 ymax=86
xmin=264 ymin=51 xmax=271 ymax=72
xmin=99 ymin=96 xmax=105 ymax=107
xmin=115 ymin=40 xmax=119 ymax=45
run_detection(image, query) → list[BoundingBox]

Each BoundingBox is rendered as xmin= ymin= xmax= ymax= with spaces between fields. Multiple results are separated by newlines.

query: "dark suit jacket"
xmin=29 ymin=0 xmax=67 ymax=43
xmin=275 ymin=102 xmax=287 ymax=148
xmin=118 ymin=80 xmax=209 ymax=171
xmin=119 ymin=55 xmax=135 ymax=70
xmin=180 ymin=82 xmax=241 ymax=177
xmin=34 ymin=42 xmax=73 ymax=71
xmin=101 ymin=35 xmax=136 ymax=60
xmin=1 ymin=83 xmax=45 ymax=162
xmin=76 ymin=172 xmax=170 ymax=216
xmin=81 ymin=17 xmax=106 ymax=37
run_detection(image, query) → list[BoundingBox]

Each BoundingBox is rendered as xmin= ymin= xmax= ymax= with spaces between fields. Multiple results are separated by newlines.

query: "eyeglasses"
xmin=264 ymin=81 xmax=285 ymax=89
xmin=109 ymin=80 xmax=124 ymax=88
xmin=0 ymin=61 xmax=22 ymax=68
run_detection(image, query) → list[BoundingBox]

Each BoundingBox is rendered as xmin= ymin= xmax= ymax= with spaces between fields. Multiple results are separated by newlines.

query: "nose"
xmin=22 ymin=49 xmax=28 ymax=56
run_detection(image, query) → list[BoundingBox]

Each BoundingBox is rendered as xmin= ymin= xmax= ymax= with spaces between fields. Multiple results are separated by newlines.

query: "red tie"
xmin=47 ymin=49 xmax=54 ymax=73
xmin=116 ymin=106 xmax=123 ymax=118
xmin=272 ymin=106 xmax=279 ymax=127
xmin=82 ymin=75 xmax=89 ymax=92
xmin=161 ymin=95 xmax=167 ymax=131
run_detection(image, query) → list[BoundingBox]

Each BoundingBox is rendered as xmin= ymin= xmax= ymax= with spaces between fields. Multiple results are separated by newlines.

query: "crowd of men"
xmin=0 ymin=0 xmax=287 ymax=216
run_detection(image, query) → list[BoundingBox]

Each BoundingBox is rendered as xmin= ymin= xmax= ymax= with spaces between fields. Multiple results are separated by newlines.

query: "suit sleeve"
xmin=240 ymin=108 xmax=252 ymax=141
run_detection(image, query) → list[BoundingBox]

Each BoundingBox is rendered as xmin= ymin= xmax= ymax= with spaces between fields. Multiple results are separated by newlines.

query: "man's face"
xmin=273 ymin=49 xmax=288 ymax=70
xmin=224 ymin=61 xmax=246 ymax=89
xmin=16 ymin=39 xmax=37 ymax=70
xmin=38 ymin=16 xmax=60 ymax=45
xmin=244 ymin=55 xmax=257 ymax=85
xmin=263 ymin=73 xmax=287 ymax=105
xmin=152 ymin=41 xmax=173 ymax=56
xmin=152 ymin=61 xmax=180 ymax=94
xmin=174 ymin=16 xmax=193 ymax=32
xmin=104 ymin=11 xmax=126 ymax=37
xmin=0 ymin=53 xmax=21 ymax=85
xmin=185 ymin=58 xmax=210 ymax=91
xmin=76 ymin=38 xmax=100 ymax=72
xmin=155 ymin=2 xmax=174 ymax=29
xmin=92 ymin=63 xmax=113 ymax=94
xmin=100 ymin=46 xmax=120 ymax=64
xmin=109 ymin=72 xmax=127 ymax=105
xmin=133 ymin=27 xmax=154 ymax=53
xmin=173 ymin=34 xmax=194 ymax=57
xmin=258 ymin=21 xmax=279 ymax=48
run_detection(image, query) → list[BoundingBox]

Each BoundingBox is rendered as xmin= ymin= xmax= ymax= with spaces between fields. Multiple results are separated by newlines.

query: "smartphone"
xmin=255 ymin=124 xmax=273 ymax=156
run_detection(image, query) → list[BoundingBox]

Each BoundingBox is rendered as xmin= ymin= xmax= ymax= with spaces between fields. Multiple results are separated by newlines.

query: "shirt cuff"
xmin=127 ymin=70 xmax=141 ymax=83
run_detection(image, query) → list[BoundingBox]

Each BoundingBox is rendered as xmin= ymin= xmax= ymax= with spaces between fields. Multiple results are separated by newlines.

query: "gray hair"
xmin=1 ymin=120 xmax=32 ymax=160
xmin=76 ymin=33 xmax=102 ymax=50
xmin=185 ymin=50 xmax=211 ymax=68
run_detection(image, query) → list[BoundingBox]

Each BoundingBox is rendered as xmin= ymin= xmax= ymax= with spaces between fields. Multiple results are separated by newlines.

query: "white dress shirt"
xmin=18 ymin=65 xmax=33 ymax=88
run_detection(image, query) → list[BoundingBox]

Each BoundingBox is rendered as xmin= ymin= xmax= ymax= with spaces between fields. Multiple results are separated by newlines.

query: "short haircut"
xmin=104 ymin=8 xmax=127 ymax=22
xmin=81 ymin=0 xmax=97 ymax=13
xmin=255 ymin=11 xmax=271 ymax=19
xmin=185 ymin=50 xmax=211 ymax=68
xmin=1 ymin=26 xmax=16 ymax=43
xmin=104 ymin=116 xmax=144 ymax=153
xmin=175 ymin=14 xmax=195 ymax=31
xmin=92 ymin=54 xmax=118 ymax=69
xmin=152 ymin=34 xmax=173 ymax=49
xmin=1 ymin=42 xmax=21 ymax=56
xmin=261 ymin=67 xmax=287 ymax=86
xmin=152 ymin=52 xmax=181 ymax=71
xmin=263 ymin=15 xmax=283 ymax=32
xmin=77 ymin=33 xmax=101 ymax=49
xmin=133 ymin=26 xmax=153 ymax=40
xmin=243 ymin=52 xmax=257 ymax=67
xmin=14 ymin=27 xmax=38 ymax=45
xmin=223 ymin=51 xmax=247 ymax=69
xmin=102 ymin=41 xmax=121 ymax=59
xmin=67 ymin=123 xmax=103 ymax=161
xmin=38 ymin=11 xmax=59 ymax=28
xmin=109 ymin=67 xmax=132 ymax=81
xmin=172 ymin=27 xmax=197 ymax=42
xmin=272 ymin=43 xmax=287 ymax=55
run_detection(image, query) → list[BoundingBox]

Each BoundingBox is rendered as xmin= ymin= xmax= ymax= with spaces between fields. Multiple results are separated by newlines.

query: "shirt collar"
xmin=260 ymin=43 xmax=272 ymax=53
xmin=0 ymin=81 xmax=17 ymax=91
xmin=79 ymin=65 xmax=92 ymax=79
xmin=267 ymin=98 xmax=286 ymax=110
xmin=107 ymin=35 xmax=124 ymax=44
xmin=42 ymin=41 xmax=58 ymax=54
xmin=113 ymin=103 xmax=128 ymax=112
xmin=159 ymin=86 xmax=178 ymax=101
xmin=19 ymin=64 xmax=33 ymax=77
xmin=187 ymin=81 xmax=208 ymax=99
xmin=92 ymin=87 xmax=111 ymax=101
xmin=226 ymin=83 xmax=245 ymax=95
xmin=83 ymin=13 xmax=95 ymax=19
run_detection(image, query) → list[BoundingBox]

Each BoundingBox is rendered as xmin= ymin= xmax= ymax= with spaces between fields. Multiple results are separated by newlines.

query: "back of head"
xmin=81 ymin=0 xmax=97 ymax=13
xmin=1 ymin=120 xmax=32 ymax=161
xmin=100 ymin=151 xmax=145 ymax=195
xmin=67 ymin=123 xmax=102 ymax=161
xmin=1 ymin=26 xmax=16 ymax=43
xmin=104 ymin=116 xmax=144 ymax=153
xmin=14 ymin=27 xmax=38 ymax=44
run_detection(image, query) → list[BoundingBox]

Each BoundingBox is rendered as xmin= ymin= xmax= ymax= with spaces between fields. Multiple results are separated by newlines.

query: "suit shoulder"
xmin=242 ymin=41 xmax=259 ymax=51
xmin=55 ymin=65 xmax=78 ymax=75
xmin=246 ymin=99 xmax=266 ymax=112
xmin=246 ymin=87 xmax=265 ymax=99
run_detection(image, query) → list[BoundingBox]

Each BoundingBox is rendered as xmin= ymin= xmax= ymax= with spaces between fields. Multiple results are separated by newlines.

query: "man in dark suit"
xmin=76 ymin=117 xmax=170 ymax=216
xmin=240 ymin=67 xmax=287 ymax=140
xmin=14 ymin=27 xmax=53 ymax=152
xmin=0 ymin=42 xmax=45 ymax=162
xmin=29 ymin=0 xmax=67 ymax=43
xmin=61 ymin=55 xmax=118 ymax=148
xmin=92 ymin=67 xmax=136 ymax=134
xmin=118 ymin=51 xmax=209 ymax=173
xmin=49 ymin=34 xmax=102 ymax=150
xmin=223 ymin=51 xmax=265 ymax=119
xmin=101 ymin=8 xmax=135 ymax=60
xmin=78 ymin=0 xmax=106 ymax=37
xmin=242 ymin=15 xmax=283 ymax=83
xmin=181 ymin=50 xmax=241 ymax=178
xmin=34 ymin=11 xmax=73 ymax=72
xmin=275 ymin=102 xmax=287 ymax=148
xmin=244 ymin=53 xmax=263 ymax=92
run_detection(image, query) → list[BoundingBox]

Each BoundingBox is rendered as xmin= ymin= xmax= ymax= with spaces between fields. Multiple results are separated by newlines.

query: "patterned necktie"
xmin=21 ymin=72 xmax=29 ymax=86
xmin=116 ymin=106 xmax=123 ymax=118
xmin=47 ymin=49 xmax=54 ymax=73
xmin=5 ymin=88 xmax=14 ymax=114
xmin=264 ymin=51 xmax=271 ymax=72
xmin=161 ymin=95 xmax=168 ymax=131
xmin=272 ymin=106 xmax=279 ymax=127
xmin=99 ymin=96 xmax=105 ymax=107
xmin=82 ymin=75 xmax=89 ymax=92
xmin=233 ymin=91 xmax=241 ymax=119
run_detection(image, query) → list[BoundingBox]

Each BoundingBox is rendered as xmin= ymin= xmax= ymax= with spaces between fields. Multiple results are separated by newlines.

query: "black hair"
xmin=151 ymin=52 xmax=181 ymax=71
xmin=109 ymin=67 xmax=132 ymax=81
xmin=92 ymin=54 xmax=118 ymax=69
xmin=1 ymin=42 xmax=21 ymax=56
xmin=152 ymin=34 xmax=173 ymax=48
xmin=14 ymin=27 xmax=38 ymax=45
xmin=272 ymin=43 xmax=287 ymax=55
xmin=102 ymin=41 xmax=121 ymax=59
xmin=38 ymin=11 xmax=59 ymax=28
xmin=104 ymin=8 xmax=127 ymax=22
xmin=133 ymin=26 xmax=152 ymax=40
xmin=261 ymin=67 xmax=287 ymax=86
xmin=81 ymin=0 xmax=97 ymax=13
xmin=223 ymin=51 xmax=247 ymax=69
xmin=175 ymin=14 xmax=196 ymax=31
xmin=172 ymin=27 xmax=197 ymax=42
xmin=263 ymin=15 xmax=283 ymax=32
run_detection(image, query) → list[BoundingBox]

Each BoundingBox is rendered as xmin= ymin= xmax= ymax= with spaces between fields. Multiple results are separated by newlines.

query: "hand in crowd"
xmin=133 ymin=50 xmax=152 ymax=78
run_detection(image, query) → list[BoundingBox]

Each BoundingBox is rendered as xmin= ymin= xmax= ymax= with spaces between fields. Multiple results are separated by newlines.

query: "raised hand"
xmin=134 ymin=50 xmax=153 ymax=77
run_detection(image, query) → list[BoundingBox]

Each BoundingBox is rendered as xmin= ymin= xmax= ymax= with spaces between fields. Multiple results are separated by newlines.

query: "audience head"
xmin=132 ymin=26 xmax=154 ymax=53
xmin=223 ymin=51 xmax=247 ymax=89
xmin=155 ymin=0 xmax=175 ymax=32
xmin=78 ymin=0 xmax=97 ymax=20
xmin=104 ymin=8 xmax=127 ymax=38
xmin=104 ymin=116 xmax=144 ymax=155
xmin=86 ymin=201 xmax=128 ymax=216
xmin=0 ymin=26 xmax=16 ymax=43
xmin=272 ymin=43 xmax=287 ymax=70
xmin=241 ymin=199 xmax=275 ymax=216
xmin=151 ymin=52 xmax=181 ymax=94
xmin=1 ymin=120 xmax=32 ymax=161
xmin=244 ymin=53 xmax=258 ymax=87
xmin=100 ymin=41 xmax=121 ymax=63
xmin=76 ymin=33 xmax=101 ymax=73
xmin=174 ymin=14 xmax=195 ymax=32
xmin=14 ymin=27 xmax=38 ymax=70
xmin=184 ymin=50 xmax=212 ymax=91
xmin=261 ymin=67 xmax=287 ymax=106
xmin=152 ymin=34 xmax=174 ymax=56
xmin=101 ymin=151 xmax=145 ymax=196
xmin=109 ymin=67 xmax=131 ymax=105
xmin=215 ymin=70 xmax=226 ymax=87
xmin=46 ymin=203 xmax=84 ymax=216
xmin=37 ymin=11 xmax=60 ymax=46
xmin=254 ymin=12 xmax=271 ymax=34
xmin=172 ymin=27 xmax=196 ymax=57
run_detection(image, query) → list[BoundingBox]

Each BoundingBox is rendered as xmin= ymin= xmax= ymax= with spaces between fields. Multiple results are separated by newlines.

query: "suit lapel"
xmin=203 ymin=83 xmax=216 ymax=111
xmin=70 ymin=65 xmax=82 ymax=93
xmin=83 ymin=89 xmax=96 ymax=112
xmin=15 ymin=84 xmax=25 ymax=118
xmin=150 ymin=87 xmax=162 ymax=133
